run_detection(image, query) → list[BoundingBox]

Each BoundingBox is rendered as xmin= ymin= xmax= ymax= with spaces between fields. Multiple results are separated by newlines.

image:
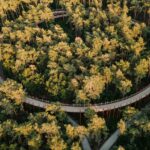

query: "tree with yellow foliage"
xmin=88 ymin=115 xmax=108 ymax=148
xmin=114 ymin=106 xmax=150 ymax=150
xmin=118 ymin=119 xmax=126 ymax=135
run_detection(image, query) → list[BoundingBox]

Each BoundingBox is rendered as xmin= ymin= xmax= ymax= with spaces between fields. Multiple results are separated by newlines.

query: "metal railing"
xmin=26 ymin=83 xmax=150 ymax=109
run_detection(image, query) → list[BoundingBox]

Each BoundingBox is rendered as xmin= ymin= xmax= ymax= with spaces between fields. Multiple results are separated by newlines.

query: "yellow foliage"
xmin=118 ymin=119 xmax=126 ymax=134
xmin=15 ymin=124 xmax=33 ymax=136
xmin=0 ymin=80 xmax=25 ymax=104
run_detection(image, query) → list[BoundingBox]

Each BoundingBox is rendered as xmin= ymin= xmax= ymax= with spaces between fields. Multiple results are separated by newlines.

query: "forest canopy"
xmin=114 ymin=106 xmax=150 ymax=150
xmin=0 ymin=79 xmax=108 ymax=150
xmin=0 ymin=0 xmax=150 ymax=150
xmin=0 ymin=0 xmax=150 ymax=104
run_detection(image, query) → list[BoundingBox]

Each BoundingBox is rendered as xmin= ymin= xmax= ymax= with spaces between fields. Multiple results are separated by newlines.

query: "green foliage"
xmin=114 ymin=106 xmax=150 ymax=150
xmin=84 ymin=108 xmax=96 ymax=120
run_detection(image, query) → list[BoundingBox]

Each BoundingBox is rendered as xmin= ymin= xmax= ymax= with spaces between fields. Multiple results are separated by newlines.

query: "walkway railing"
xmin=0 ymin=64 xmax=150 ymax=113
xmin=24 ymin=81 xmax=150 ymax=113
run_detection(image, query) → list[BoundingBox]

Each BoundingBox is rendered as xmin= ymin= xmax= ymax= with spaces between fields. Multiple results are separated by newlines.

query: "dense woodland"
xmin=0 ymin=79 xmax=149 ymax=150
xmin=0 ymin=0 xmax=150 ymax=150
xmin=0 ymin=79 xmax=109 ymax=150
xmin=0 ymin=0 xmax=149 ymax=104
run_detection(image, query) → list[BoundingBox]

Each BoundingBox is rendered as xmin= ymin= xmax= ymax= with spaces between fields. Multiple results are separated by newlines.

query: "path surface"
xmin=0 ymin=64 xmax=150 ymax=113
xmin=100 ymin=130 xmax=120 ymax=150
xmin=25 ymin=85 xmax=150 ymax=113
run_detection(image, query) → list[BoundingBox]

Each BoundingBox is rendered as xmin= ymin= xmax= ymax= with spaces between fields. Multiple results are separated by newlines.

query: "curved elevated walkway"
xmin=25 ymin=85 xmax=150 ymax=112
xmin=0 ymin=66 xmax=150 ymax=113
